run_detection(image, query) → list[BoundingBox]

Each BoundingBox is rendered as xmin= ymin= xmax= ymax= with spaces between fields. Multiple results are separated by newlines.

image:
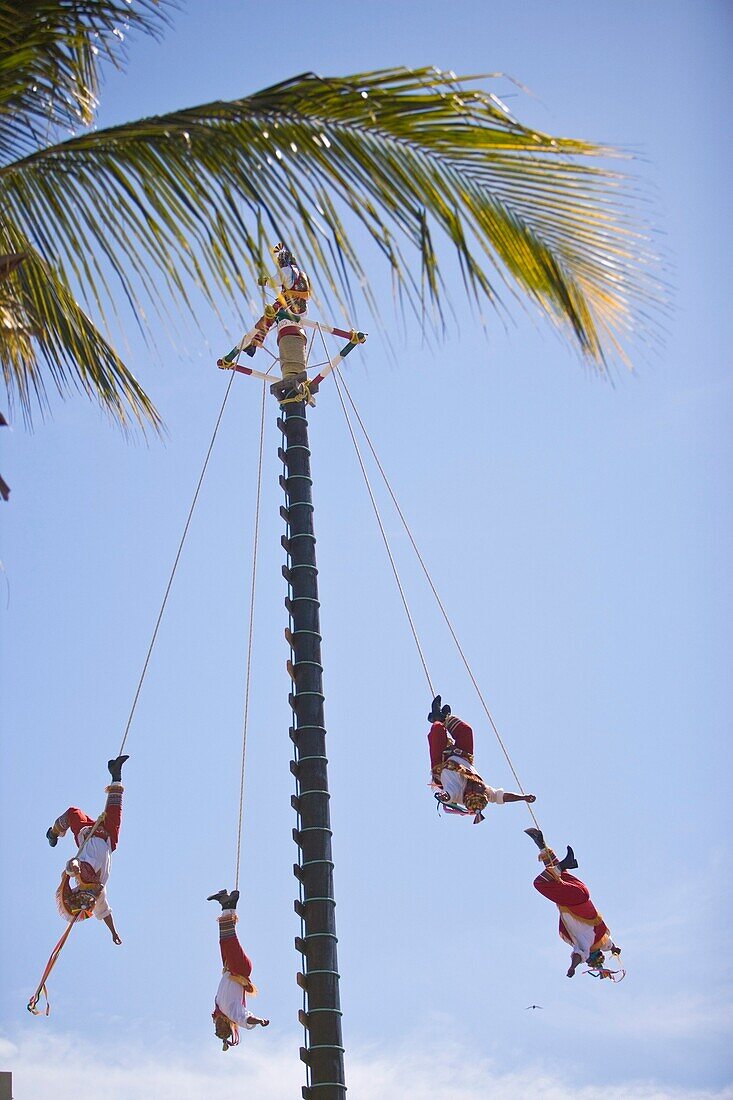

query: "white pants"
xmin=76 ymin=832 xmax=113 ymax=920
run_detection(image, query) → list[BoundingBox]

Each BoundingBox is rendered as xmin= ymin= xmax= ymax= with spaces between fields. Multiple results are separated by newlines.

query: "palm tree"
xmin=1 ymin=0 xmax=659 ymax=433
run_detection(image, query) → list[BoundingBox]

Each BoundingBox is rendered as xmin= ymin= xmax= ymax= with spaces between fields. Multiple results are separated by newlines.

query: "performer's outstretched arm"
xmin=567 ymin=952 xmax=583 ymax=978
xmin=103 ymin=913 xmax=122 ymax=945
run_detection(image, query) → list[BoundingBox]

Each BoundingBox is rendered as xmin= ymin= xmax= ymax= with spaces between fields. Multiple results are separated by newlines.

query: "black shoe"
xmin=107 ymin=755 xmax=129 ymax=783
xmin=557 ymin=846 xmax=578 ymax=872
xmin=222 ymin=889 xmax=240 ymax=911
xmin=524 ymin=827 xmax=546 ymax=850
xmin=428 ymin=695 xmax=444 ymax=723
xmin=244 ymin=346 xmax=256 ymax=357
xmin=46 ymin=827 xmax=58 ymax=847
xmin=207 ymin=890 xmax=229 ymax=908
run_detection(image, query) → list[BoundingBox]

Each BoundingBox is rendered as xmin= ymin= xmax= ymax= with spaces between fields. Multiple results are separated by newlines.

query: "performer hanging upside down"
xmin=208 ymin=889 xmax=269 ymax=1049
xmin=428 ymin=695 xmax=536 ymax=823
xmin=46 ymin=755 xmax=128 ymax=944
xmin=525 ymin=828 xmax=623 ymax=979
xmin=250 ymin=243 xmax=311 ymax=401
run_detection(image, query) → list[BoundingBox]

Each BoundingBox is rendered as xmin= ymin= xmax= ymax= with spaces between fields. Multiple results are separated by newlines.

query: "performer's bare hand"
xmin=566 ymin=966 xmax=576 ymax=978
xmin=524 ymin=794 xmax=537 ymax=803
xmin=104 ymin=914 xmax=122 ymax=944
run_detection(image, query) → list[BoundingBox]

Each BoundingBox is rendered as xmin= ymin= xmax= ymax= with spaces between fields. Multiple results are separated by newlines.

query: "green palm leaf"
xmin=0 ymin=1 xmax=661 ymax=429
xmin=0 ymin=0 xmax=168 ymax=160
xmin=0 ymin=236 xmax=160 ymax=429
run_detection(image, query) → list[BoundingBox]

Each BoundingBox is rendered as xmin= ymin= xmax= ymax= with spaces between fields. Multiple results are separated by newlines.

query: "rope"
xmin=29 ymin=368 xmax=242 ymax=1017
xmin=327 ymin=347 xmax=434 ymax=696
xmin=118 ymin=370 xmax=238 ymax=758
xmin=71 ymin=810 xmax=106 ymax=864
xmin=233 ymin=369 xmax=269 ymax=890
xmin=334 ymin=369 xmax=539 ymax=831
xmin=233 ymin=296 xmax=314 ymax=891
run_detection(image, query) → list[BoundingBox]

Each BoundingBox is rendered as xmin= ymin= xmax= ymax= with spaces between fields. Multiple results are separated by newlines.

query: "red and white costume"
xmin=251 ymin=256 xmax=310 ymax=359
xmin=272 ymin=257 xmax=309 ymax=334
xmin=533 ymin=868 xmax=615 ymax=965
xmin=429 ymin=716 xmax=505 ymax=817
xmin=51 ymin=783 xmax=123 ymax=922
xmin=212 ymin=912 xmax=259 ymax=1042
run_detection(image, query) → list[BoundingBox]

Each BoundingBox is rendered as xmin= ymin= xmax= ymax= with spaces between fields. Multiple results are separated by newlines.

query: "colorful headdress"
xmin=586 ymin=949 xmax=626 ymax=982
xmin=55 ymin=870 xmax=100 ymax=923
xmin=272 ymin=241 xmax=294 ymax=268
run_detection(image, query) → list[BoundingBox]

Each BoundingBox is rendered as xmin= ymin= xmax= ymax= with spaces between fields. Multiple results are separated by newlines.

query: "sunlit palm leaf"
xmin=0 ymin=2 xmax=661 ymax=429
xmin=0 ymin=239 xmax=160 ymax=428
xmin=5 ymin=69 xmax=661 ymax=349
xmin=0 ymin=0 xmax=169 ymax=160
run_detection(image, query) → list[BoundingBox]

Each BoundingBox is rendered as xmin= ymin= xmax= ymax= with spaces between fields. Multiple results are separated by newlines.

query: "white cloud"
xmin=0 ymin=1032 xmax=300 ymax=1100
xmin=1 ymin=1031 xmax=731 ymax=1100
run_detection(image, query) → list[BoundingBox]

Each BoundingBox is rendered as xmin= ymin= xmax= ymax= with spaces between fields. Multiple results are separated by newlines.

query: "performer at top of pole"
xmin=251 ymin=243 xmax=311 ymax=402
xmin=216 ymin=243 xmax=366 ymax=405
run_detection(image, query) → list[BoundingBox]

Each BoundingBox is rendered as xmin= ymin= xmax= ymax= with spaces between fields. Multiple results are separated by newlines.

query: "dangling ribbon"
xmin=584 ymin=966 xmax=626 ymax=983
xmin=27 ymin=912 xmax=81 ymax=1015
xmin=434 ymin=790 xmax=472 ymax=817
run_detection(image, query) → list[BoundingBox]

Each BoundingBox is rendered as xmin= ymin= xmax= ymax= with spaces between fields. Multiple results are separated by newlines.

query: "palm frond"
xmin=4 ymin=69 xmax=661 ymax=354
xmin=0 ymin=236 xmax=161 ymax=429
xmin=0 ymin=0 xmax=171 ymax=162
xmin=1 ymin=66 xmax=663 ymax=426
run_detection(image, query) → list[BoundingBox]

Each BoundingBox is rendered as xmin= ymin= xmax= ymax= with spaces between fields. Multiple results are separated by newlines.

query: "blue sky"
xmin=2 ymin=2 xmax=732 ymax=1098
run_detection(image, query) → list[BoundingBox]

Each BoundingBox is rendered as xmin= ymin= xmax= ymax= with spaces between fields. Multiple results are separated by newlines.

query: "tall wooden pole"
xmin=278 ymin=400 xmax=346 ymax=1100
